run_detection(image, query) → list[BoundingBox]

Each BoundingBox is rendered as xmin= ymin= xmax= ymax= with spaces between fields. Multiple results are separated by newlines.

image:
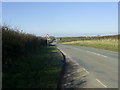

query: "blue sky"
xmin=2 ymin=2 xmax=118 ymax=37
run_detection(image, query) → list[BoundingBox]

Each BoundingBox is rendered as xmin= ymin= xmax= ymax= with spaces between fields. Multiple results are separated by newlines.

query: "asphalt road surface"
xmin=57 ymin=44 xmax=118 ymax=88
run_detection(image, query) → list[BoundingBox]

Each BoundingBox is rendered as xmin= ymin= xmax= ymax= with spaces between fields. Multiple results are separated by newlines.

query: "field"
xmin=58 ymin=35 xmax=119 ymax=52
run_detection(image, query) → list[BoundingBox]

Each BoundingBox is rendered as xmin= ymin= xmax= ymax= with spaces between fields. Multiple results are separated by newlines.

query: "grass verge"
xmin=61 ymin=39 xmax=118 ymax=52
xmin=3 ymin=46 xmax=63 ymax=88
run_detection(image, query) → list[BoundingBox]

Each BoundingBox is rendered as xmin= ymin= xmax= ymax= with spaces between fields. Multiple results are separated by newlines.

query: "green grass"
xmin=3 ymin=46 xmax=63 ymax=88
xmin=61 ymin=39 xmax=118 ymax=52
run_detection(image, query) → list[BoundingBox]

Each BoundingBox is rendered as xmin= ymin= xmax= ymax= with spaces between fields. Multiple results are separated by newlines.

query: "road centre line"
xmin=96 ymin=79 xmax=107 ymax=88
xmin=86 ymin=51 xmax=107 ymax=58
xmin=72 ymin=45 xmax=117 ymax=55
xmin=72 ymin=46 xmax=107 ymax=58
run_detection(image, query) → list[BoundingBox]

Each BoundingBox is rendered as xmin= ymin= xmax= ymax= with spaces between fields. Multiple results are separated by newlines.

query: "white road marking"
xmin=87 ymin=51 xmax=107 ymax=58
xmin=82 ymin=68 xmax=89 ymax=74
xmin=96 ymin=79 xmax=107 ymax=88
xmin=57 ymin=47 xmax=65 ymax=54
xmin=85 ymin=70 xmax=89 ymax=74
xmin=57 ymin=47 xmax=78 ymax=63
xmin=73 ymin=63 xmax=79 ymax=66
xmin=57 ymin=47 xmax=71 ymax=58
xmin=82 ymin=68 xmax=86 ymax=71
xmin=61 ymin=50 xmax=67 ymax=56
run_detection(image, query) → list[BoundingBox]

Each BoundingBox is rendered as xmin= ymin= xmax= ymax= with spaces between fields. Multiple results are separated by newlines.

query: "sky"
xmin=2 ymin=2 xmax=118 ymax=37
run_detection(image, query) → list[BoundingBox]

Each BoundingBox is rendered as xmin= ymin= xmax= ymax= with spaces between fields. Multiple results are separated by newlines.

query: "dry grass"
xmin=61 ymin=39 xmax=118 ymax=52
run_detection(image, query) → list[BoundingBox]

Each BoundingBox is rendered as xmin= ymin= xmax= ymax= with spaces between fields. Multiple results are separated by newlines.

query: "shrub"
xmin=2 ymin=26 xmax=47 ymax=66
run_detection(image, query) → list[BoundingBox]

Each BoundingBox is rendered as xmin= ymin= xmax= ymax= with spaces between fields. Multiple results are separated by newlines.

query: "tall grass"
xmin=2 ymin=26 xmax=47 ymax=68
xmin=59 ymin=35 xmax=119 ymax=52
xmin=62 ymin=39 xmax=118 ymax=51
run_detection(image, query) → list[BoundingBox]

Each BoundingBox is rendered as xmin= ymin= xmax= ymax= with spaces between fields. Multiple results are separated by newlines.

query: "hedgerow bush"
xmin=2 ymin=26 xmax=47 ymax=66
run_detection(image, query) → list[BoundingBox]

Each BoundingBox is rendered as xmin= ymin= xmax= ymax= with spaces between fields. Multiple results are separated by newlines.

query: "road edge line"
xmin=56 ymin=47 xmax=67 ymax=89
xmin=96 ymin=79 xmax=107 ymax=88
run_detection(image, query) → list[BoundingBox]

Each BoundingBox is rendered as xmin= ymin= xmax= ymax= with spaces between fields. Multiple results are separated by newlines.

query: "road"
xmin=57 ymin=44 xmax=118 ymax=88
